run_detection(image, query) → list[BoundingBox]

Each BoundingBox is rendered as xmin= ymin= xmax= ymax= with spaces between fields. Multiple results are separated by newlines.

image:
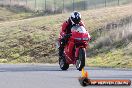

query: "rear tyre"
xmin=76 ymin=48 xmax=85 ymax=71
xmin=59 ymin=56 xmax=69 ymax=70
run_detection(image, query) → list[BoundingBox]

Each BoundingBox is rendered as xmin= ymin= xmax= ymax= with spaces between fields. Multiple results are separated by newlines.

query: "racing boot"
xmin=59 ymin=46 xmax=64 ymax=59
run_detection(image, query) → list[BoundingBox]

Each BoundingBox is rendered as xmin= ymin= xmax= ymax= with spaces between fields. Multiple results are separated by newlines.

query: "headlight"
xmin=75 ymin=38 xmax=82 ymax=40
xmin=75 ymin=38 xmax=89 ymax=40
xmin=83 ymin=38 xmax=89 ymax=40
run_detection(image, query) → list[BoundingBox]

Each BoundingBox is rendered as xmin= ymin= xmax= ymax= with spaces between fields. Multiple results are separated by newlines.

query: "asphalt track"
xmin=0 ymin=64 xmax=132 ymax=88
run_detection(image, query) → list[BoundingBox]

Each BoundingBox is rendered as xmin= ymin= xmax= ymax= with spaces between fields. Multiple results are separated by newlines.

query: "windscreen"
xmin=71 ymin=25 xmax=87 ymax=33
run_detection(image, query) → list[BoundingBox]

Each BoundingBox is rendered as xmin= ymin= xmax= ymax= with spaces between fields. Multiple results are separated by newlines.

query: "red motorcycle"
xmin=57 ymin=25 xmax=91 ymax=71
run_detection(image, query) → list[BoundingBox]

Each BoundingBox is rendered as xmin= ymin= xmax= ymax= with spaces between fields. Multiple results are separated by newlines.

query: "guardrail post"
xmin=62 ymin=0 xmax=64 ymax=13
xmin=10 ymin=0 xmax=11 ymax=7
xmin=83 ymin=0 xmax=86 ymax=10
xmin=45 ymin=0 xmax=46 ymax=11
xmin=105 ymin=0 xmax=106 ymax=7
xmin=118 ymin=0 xmax=120 ymax=5
xmin=73 ymin=0 xmax=75 ymax=11
xmin=35 ymin=0 xmax=36 ymax=10
xmin=54 ymin=0 xmax=56 ymax=14
xmin=26 ymin=0 xmax=27 ymax=7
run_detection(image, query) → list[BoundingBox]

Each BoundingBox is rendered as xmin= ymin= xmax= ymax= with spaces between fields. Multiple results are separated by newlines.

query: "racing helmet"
xmin=70 ymin=11 xmax=81 ymax=24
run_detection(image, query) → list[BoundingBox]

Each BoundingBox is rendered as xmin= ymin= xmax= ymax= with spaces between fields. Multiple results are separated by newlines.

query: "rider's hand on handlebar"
xmin=64 ymin=34 xmax=72 ymax=39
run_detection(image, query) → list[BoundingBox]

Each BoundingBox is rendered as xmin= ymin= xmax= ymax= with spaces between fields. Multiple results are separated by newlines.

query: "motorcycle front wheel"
xmin=76 ymin=48 xmax=86 ymax=71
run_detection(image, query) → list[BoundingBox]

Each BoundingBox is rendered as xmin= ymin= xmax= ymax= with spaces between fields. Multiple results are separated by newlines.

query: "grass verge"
xmin=0 ymin=4 xmax=132 ymax=68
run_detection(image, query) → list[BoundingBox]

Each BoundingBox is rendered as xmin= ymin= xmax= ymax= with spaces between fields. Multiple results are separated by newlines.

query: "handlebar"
xmin=64 ymin=34 xmax=72 ymax=39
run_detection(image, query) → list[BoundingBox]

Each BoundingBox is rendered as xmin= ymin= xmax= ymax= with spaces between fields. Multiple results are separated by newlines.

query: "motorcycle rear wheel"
xmin=76 ymin=48 xmax=85 ymax=71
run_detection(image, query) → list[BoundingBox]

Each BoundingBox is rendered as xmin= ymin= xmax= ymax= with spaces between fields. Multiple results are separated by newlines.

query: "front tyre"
xmin=59 ymin=56 xmax=69 ymax=70
xmin=76 ymin=48 xmax=86 ymax=71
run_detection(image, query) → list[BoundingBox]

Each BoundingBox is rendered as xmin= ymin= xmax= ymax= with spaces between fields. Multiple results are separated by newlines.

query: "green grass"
xmin=0 ymin=4 xmax=132 ymax=68
xmin=87 ymin=48 xmax=132 ymax=68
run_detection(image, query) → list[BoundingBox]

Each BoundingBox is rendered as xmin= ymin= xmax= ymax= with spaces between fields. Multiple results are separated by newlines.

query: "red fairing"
xmin=63 ymin=25 xmax=90 ymax=64
xmin=75 ymin=48 xmax=80 ymax=58
xmin=64 ymin=41 xmax=75 ymax=64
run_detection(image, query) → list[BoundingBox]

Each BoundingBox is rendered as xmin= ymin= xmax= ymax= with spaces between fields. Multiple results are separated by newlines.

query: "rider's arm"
xmin=79 ymin=21 xmax=85 ymax=27
xmin=60 ymin=21 xmax=68 ymax=38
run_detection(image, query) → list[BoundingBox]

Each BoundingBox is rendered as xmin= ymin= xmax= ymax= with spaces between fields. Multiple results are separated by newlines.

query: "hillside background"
xmin=0 ymin=0 xmax=132 ymax=68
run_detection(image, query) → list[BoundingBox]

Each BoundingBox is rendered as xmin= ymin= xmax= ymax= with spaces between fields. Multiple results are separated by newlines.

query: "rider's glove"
xmin=64 ymin=34 xmax=72 ymax=39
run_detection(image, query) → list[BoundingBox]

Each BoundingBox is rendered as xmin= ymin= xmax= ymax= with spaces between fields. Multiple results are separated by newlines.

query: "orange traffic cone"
xmin=81 ymin=68 xmax=88 ymax=78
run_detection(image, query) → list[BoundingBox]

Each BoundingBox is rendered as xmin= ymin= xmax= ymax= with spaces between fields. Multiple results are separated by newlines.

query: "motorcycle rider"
xmin=59 ymin=11 xmax=86 ymax=59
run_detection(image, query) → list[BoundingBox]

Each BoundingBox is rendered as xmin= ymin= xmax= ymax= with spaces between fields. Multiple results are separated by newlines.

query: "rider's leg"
xmin=59 ymin=38 xmax=65 ymax=58
xmin=59 ymin=46 xmax=64 ymax=57
xmin=58 ymin=35 xmax=70 ymax=58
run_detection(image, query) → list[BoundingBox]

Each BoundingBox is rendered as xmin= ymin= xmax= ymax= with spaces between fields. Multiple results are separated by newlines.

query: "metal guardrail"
xmin=0 ymin=0 xmax=132 ymax=13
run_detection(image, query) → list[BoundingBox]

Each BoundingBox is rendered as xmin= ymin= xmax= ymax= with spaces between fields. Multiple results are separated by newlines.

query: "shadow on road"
xmin=0 ymin=66 xmax=63 ymax=72
xmin=0 ymin=65 xmax=132 ymax=72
